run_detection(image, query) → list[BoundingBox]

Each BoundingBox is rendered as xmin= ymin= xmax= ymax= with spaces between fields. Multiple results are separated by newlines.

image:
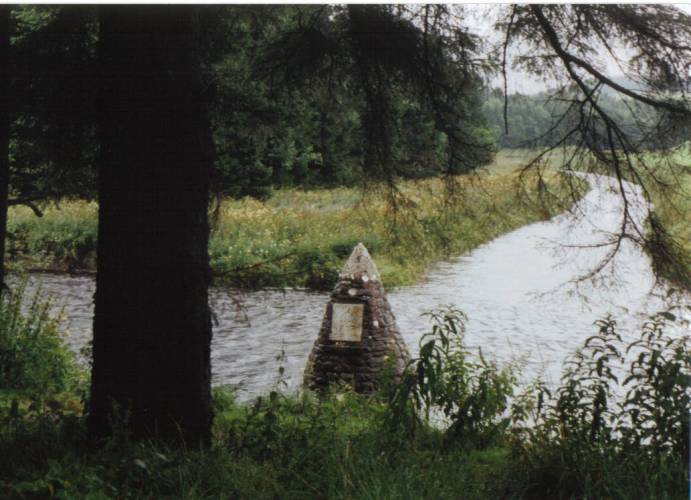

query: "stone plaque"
xmin=330 ymin=303 xmax=364 ymax=342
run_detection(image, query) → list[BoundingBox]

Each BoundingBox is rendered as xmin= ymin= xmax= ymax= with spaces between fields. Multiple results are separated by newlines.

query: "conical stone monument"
xmin=305 ymin=243 xmax=410 ymax=393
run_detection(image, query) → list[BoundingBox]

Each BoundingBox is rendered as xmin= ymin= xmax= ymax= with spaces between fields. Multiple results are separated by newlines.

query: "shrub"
xmin=294 ymin=248 xmax=340 ymax=290
xmin=0 ymin=281 xmax=82 ymax=399
xmin=329 ymin=234 xmax=383 ymax=258
xmin=506 ymin=307 xmax=690 ymax=499
xmin=386 ymin=306 xmax=516 ymax=448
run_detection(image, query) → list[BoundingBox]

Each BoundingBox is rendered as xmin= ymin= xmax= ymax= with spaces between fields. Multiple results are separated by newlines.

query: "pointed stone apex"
xmin=339 ymin=243 xmax=380 ymax=282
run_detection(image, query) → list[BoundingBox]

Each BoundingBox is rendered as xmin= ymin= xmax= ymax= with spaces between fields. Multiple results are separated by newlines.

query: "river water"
xmin=21 ymin=175 xmax=689 ymax=401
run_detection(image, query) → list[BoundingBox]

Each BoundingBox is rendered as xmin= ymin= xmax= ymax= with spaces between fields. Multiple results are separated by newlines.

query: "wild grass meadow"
xmin=7 ymin=151 xmax=581 ymax=290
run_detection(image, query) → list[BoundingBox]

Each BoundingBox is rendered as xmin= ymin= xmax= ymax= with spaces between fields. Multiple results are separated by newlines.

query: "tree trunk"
xmin=88 ymin=6 xmax=213 ymax=445
xmin=0 ymin=7 xmax=10 ymax=295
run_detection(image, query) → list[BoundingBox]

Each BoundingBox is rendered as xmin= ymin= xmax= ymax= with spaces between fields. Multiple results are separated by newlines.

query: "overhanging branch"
xmin=8 ymin=198 xmax=43 ymax=217
xmin=531 ymin=6 xmax=690 ymax=118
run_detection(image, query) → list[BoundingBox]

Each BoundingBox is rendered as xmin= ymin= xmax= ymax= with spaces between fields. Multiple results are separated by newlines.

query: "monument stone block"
xmin=304 ymin=243 xmax=411 ymax=393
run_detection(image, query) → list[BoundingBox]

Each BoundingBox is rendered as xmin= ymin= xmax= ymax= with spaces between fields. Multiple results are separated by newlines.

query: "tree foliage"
xmin=9 ymin=6 xmax=97 ymax=205
xmin=5 ymin=5 xmax=496 ymax=203
xmin=207 ymin=5 xmax=495 ymax=199
xmin=261 ymin=5 xmax=495 ymax=185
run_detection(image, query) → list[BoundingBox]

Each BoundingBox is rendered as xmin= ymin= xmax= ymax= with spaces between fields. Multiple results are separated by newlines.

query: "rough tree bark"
xmin=0 ymin=7 xmax=10 ymax=295
xmin=88 ymin=6 xmax=213 ymax=445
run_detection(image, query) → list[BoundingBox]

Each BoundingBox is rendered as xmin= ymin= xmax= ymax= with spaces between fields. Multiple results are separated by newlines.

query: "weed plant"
xmin=0 ymin=281 xmax=83 ymax=400
xmin=7 ymin=200 xmax=98 ymax=273
xmin=505 ymin=308 xmax=690 ymax=499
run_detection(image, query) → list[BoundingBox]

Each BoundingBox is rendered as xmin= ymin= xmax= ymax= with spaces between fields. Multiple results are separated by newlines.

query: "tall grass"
xmin=7 ymin=152 xmax=580 ymax=289
xmin=208 ymin=168 xmax=572 ymax=289
xmin=7 ymin=200 xmax=98 ymax=273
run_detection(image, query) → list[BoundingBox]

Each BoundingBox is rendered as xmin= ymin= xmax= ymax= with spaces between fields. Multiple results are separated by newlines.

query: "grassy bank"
xmin=6 ymin=151 xmax=579 ymax=289
xmin=643 ymin=145 xmax=691 ymax=289
xmin=1 ymin=288 xmax=688 ymax=499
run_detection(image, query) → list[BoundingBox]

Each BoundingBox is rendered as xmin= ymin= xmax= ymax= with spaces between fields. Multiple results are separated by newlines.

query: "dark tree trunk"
xmin=88 ymin=6 xmax=213 ymax=445
xmin=0 ymin=7 xmax=10 ymax=295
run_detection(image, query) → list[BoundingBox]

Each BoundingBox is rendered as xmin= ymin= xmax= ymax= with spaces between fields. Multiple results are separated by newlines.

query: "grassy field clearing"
xmin=6 ymin=151 xmax=580 ymax=289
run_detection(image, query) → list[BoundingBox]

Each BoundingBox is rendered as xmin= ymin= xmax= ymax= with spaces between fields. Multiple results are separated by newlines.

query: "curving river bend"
xmin=21 ymin=175 xmax=689 ymax=401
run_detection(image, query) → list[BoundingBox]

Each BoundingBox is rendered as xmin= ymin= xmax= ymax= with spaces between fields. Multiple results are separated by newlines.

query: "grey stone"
xmin=304 ymin=243 xmax=411 ymax=394
xmin=339 ymin=243 xmax=380 ymax=282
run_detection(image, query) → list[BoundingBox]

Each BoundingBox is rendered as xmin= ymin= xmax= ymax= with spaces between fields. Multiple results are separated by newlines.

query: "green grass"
xmin=7 ymin=151 xmax=581 ymax=289
xmin=0 ymin=390 xmax=512 ymax=499
xmin=642 ymin=145 xmax=691 ymax=289
xmin=2 ymin=389 xmax=687 ymax=499
xmin=7 ymin=200 xmax=98 ymax=273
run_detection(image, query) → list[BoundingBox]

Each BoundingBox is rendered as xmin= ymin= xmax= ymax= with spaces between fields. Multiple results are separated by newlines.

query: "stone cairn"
xmin=305 ymin=243 xmax=410 ymax=393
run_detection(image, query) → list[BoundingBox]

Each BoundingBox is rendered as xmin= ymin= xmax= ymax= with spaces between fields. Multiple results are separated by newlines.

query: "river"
xmin=20 ymin=174 xmax=689 ymax=401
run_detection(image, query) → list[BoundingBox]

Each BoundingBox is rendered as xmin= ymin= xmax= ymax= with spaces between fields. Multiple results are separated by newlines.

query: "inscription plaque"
xmin=330 ymin=303 xmax=364 ymax=342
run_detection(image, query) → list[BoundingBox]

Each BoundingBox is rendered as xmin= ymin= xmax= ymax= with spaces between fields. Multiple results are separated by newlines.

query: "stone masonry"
xmin=305 ymin=243 xmax=410 ymax=393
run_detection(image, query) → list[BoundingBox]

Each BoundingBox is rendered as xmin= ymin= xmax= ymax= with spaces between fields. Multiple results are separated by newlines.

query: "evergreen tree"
xmin=88 ymin=6 xmax=213 ymax=445
xmin=10 ymin=6 xmax=98 ymax=202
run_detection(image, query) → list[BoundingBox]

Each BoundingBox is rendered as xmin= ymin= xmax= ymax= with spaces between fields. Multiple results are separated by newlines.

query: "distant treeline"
xmin=483 ymin=88 xmax=685 ymax=151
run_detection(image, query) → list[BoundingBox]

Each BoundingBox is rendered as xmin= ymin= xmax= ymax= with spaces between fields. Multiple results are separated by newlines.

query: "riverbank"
xmin=645 ymin=146 xmax=691 ymax=289
xmin=6 ymin=151 xmax=581 ymax=290
xmin=1 ymin=291 xmax=688 ymax=499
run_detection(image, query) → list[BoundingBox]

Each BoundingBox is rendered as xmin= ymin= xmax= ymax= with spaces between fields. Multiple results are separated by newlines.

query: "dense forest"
xmin=6 ymin=6 xmax=686 ymax=203
xmin=484 ymin=88 xmax=685 ymax=150
xmin=7 ymin=5 xmax=495 ymax=204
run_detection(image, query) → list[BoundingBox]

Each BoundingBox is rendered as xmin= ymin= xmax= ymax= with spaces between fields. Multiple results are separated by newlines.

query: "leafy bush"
xmin=0 ymin=281 xmax=82 ymax=399
xmin=506 ymin=308 xmax=690 ymax=499
xmin=329 ymin=234 xmax=383 ymax=258
xmin=386 ymin=306 xmax=516 ymax=448
xmin=293 ymin=248 xmax=341 ymax=290
xmin=383 ymin=305 xmax=689 ymax=498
